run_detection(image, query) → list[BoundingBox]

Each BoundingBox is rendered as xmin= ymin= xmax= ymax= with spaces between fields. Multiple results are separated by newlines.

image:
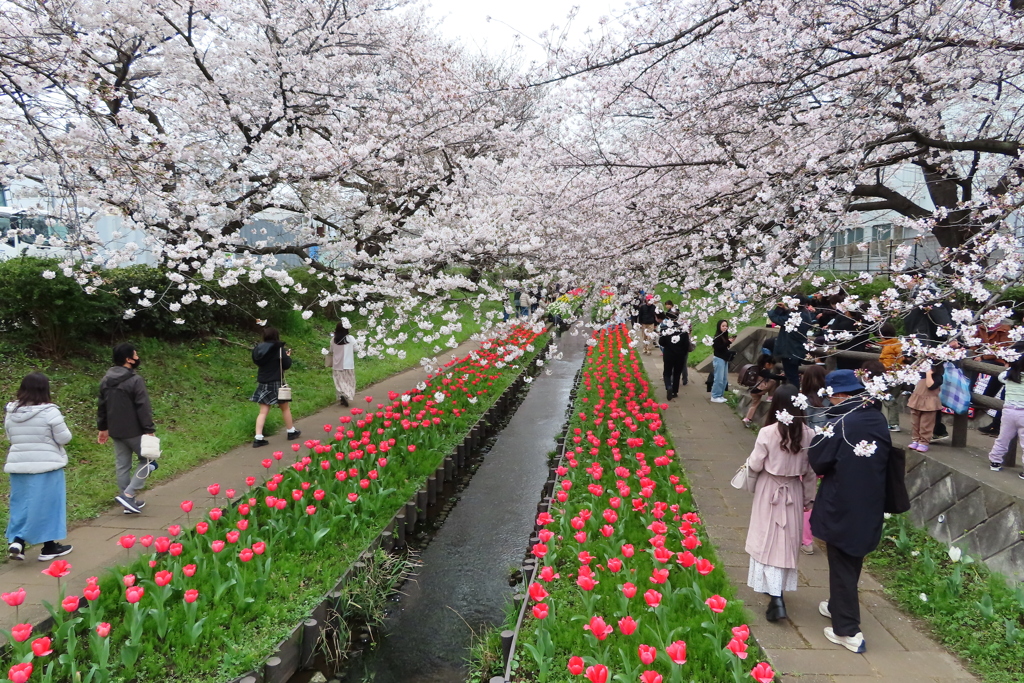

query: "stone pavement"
xmin=0 ymin=339 xmax=482 ymax=635
xmin=642 ymin=354 xmax=978 ymax=683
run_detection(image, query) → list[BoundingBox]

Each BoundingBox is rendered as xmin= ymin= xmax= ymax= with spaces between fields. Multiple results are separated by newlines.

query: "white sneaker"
xmin=710 ymin=397 xmax=728 ymax=404
xmin=801 ymin=544 xmax=814 ymax=555
xmin=818 ymin=600 xmax=831 ymax=618
xmin=824 ymin=627 xmax=865 ymax=653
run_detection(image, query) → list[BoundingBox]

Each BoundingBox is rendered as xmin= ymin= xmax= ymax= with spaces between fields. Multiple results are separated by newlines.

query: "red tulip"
xmin=643 ymin=589 xmax=661 ymax=607
xmin=1 ymin=588 xmax=25 ymax=607
xmin=621 ymin=582 xmax=637 ymax=598
xmin=226 ymin=530 xmax=240 ymax=544
xmin=10 ymin=624 xmax=31 ymax=642
xmin=695 ymin=558 xmax=714 ymax=575
xmin=209 ymin=508 xmax=223 ymax=521
xmin=184 ymin=589 xmax=199 ymax=603
xmin=705 ymin=595 xmax=727 ymax=613
xmin=291 ymin=489 xmax=303 ymax=501
xmin=306 ymin=505 xmax=317 ymax=515
xmin=154 ymin=536 xmax=171 ymax=553
xmin=733 ymin=624 xmax=750 ymax=641
xmin=532 ymin=603 xmax=549 ymax=619
xmin=274 ymin=450 xmax=284 ymax=460
xmin=583 ymin=615 xmax=613 ymax=640
xmin=532 ymin=543 xmax=548 ymax=558
xmin=118 ymin=535 xmax=136 ymax=550
xmin=666 ymin=640 xmax=686 ymax=664
xmin=245 ymin=476 xmax=257 ymax=487
xmin=211 ymin=540 xmax=225 ymax=553
xmin=237 ymin=519 xmax=249 ymax=531
xmin=95 ymin=622 xmax=111 ymax=637
xmin=31 ymin=636 xmax=52 ymax=656
xmin=225 ymin=488 xmax=236 ymax=499
xmin=262 ymin=458 xmax=273 ymax=469
xmin=7 ymin=663 xmax=32 ymax=683
xmin=585 ymin=664 xmax=609 ymax=683
xmin=125 ymin=586 xmax=145 ymax=604
xmin=291 ymin=444 xmax=300 ymax=452
xmin=347 ymin=493 xmax=359 ymax=502
xmin=528 ymin=582 xmax=549 ymax=602
xmin=639 ymin=671 xmax=662 ymax=683
xmin=168 ymin=524 xmax=182 ymax=537
xmin=618 ymin=615 xmax=637 ymax=635
xmin=676 ymin=551 xmax=696 ymax=568
xmin=183 ymin=564 xmax=197 ymax=577
xmin=577 ymin=575 xmax=599 ymax=591
xmin=207 ymin=483 xmax=220 ymax=497
xmin=180 ymin=500 xmax=193 ymax=513
xmin=123 ymin=574 xmax=135 ymax=587
xmin=650 ymin=568 xmax=669 ymax=584
xmin=83 ymin=585 xmax=101 ymax=601
xmin=275 ymin=499 xmax=287 ymax=510
xmin=196 ymin=522 xmax=209 ymax=535
xmin=567 ymin=656 xmax=585 ymax=675
xmin=751 ymin=662 xmax=775 ymax=683
xmin=253 ymin=541 xmax=266 ymax=555
xmin=240 ymin=548 xmax=254 ymax=562
xmin=727 ymin=637 xmax=748 ymax=659
xmin=621 ymin=544 xmax=635 ymax=557
xmin=154 ymin=570 xmax=173 ymax=587
xmin=638 ymin=644 xmax=657 ymax=665
xmin=139 ymin=535 xmax=154 ymax=548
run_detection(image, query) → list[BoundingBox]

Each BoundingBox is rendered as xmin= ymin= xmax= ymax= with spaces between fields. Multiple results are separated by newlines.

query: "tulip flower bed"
xmin=509 ymin=325 xmax=774 ymax=683
xmin=0 ymin=325 xmax=548 ymax=683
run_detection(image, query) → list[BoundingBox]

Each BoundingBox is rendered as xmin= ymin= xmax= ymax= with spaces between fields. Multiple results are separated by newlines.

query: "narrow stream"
xmin=339 ymin=329 xmax=585 ymax=683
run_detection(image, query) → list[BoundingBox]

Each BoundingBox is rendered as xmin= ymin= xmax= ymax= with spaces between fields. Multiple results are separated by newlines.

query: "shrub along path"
xmin=0 ymin=338 xmax=481 ymax=637
xmin=642 ymin=354 xmax=978 ymax=683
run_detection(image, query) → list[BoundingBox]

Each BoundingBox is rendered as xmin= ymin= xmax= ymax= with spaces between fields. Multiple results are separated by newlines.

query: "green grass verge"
xmin=865 ymin=514 xmax=1024 ymax=683
xmin=0 ymin=305 xmax=495 ymax=533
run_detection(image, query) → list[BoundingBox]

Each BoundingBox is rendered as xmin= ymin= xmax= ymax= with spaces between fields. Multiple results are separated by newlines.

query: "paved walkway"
xmin=0 ymin=339 xmax=482 ymax=634
xmin=643 ymin=355 xmax=978 ymax=683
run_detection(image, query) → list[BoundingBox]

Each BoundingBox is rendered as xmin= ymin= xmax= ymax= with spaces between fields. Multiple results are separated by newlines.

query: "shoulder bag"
xmin=730 ymin=460 xmax=759 ymax=493
xmin=277 ymin=347 xmax=292 ymax=401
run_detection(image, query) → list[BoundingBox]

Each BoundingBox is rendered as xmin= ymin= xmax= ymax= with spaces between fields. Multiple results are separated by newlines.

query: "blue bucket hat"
xmin=825 ymin=369 xmax=864 ymax=394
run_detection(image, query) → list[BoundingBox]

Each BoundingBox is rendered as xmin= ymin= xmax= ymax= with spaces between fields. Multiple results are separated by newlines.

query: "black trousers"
xmin=663 ymin=354 xmax=687 ymax=395
xmin=826 ymin=543 xmax=864 ymax=636
xmin=781 ymin=358 xmax=801 ymax=387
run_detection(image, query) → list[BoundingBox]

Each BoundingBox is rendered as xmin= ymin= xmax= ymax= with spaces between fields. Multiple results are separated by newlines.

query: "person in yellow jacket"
xmin=875 ymin=322 xmax=904 ymax=431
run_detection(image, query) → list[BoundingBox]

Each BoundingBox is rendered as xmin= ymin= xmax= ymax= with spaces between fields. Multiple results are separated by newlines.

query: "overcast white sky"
xmin=425 ymin=0 xmax=626 ymax=65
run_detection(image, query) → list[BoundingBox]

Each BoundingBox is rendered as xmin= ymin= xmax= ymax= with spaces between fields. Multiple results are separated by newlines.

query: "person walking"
xmin=744 ymin=385 xmax=817 ymax=622
xmin=907 ymin=361 xmax=944 ymax=452
xmin=251 ymin=327 xmax=301 ymax=448
xmin=987 ymin=342 xmax=1024 ymax=474
xmin=97 ymin=343 xmax=156 ymax=514
xmin=659 ymin=314 xmax=690 ymax=399
xmin=711 ymin=319 xmax=733 ymax=403
xmin=637 ymin=295 xmax=658 ymax=354
xmin=326 ymin=322 xmax=356 ymax=407
xmin=5 ymin=373 xmax=73 ymax=561
xmin=809 ymin=369 xmax=891 ymax=653
xmin=769 ymin=296 xmax=816 ymax=387
xmin=875 ymin=322 xmax=904 ymax=432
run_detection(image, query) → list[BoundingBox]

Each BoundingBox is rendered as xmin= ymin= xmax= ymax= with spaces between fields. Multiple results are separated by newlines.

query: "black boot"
xmin=765 ymin=594 xmax=788 ymax=622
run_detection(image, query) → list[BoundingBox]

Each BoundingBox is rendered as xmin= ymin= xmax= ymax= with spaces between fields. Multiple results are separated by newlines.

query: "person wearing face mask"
xmin=97 ymin=343 xmax=156 ymax=515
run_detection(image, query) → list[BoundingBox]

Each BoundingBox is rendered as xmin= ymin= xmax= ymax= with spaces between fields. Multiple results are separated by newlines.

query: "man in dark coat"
xmin=809 ymin=369 xmax=891 ymax=654
xmin=768 ymin=296 xmax=816 ymax=386
xmin=658 ymin=314 xmax=690 ymax=399
xmin=97 ymin=343 xmax=156 ymax=514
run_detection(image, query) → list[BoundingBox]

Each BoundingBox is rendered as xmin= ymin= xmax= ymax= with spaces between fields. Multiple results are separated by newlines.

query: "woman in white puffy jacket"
xmin=4 ymin=372 xmax=73 ymax=561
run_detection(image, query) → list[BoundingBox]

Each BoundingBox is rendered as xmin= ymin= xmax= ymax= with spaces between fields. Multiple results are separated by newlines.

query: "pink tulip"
xmin=727 ymin=637 xmax=749 ymax=659
xmin=184 ymin=589 xmax=199 ymax=603
xmin=139 ymin=535 xmax=154 ymax=548
xmin=31 ymin=637 xmax=52 ymax=656
xmin=567 ymin=656 xmax=585 ymax=675
xmin=532 ymin=603 xmax=549 ymax=619
xmin=95 ymin=622 xmax=111 ymax=637
xmin=168 ymin=524 xmax=182 ymax=537
xmin=245 ymin=476 xmax=256 ymax=487
xmin=639 ymin=671 xmax=663 ymax=683
xmin=583 ymin=615 xmax=613 ymax=640
xmin=733 ymin=624 xmax=750 ymax=641
xmin=638 ymin=644 xmax=657 ymax=665
xmin=180 ymin=500 xmax=193 ymax=513
xmin=226 ymin=530 xmax=240 ymax=544
xmin=211 ymin=540 xmax=225 ymax=553
xmin=618 ymin=615 xmax=637 ymax=635
xmin=154 ymin=570 xmax=173 ymax=587
xmin=1 ymin=588 xmax=25 ymax=607
xmin=196 ymin=522 xmax=209 ymax=535
xmin=7 ymin=663 xmax=32 ymax=683
xmin=751 ymin=663 xmax=775 ymax=683
xmin=10 ymin=624 xmax=31 ymax=642
xmin=118 ymin=535 xmax=136 ymax=549
xmin=253 ymin=541 xmax=266 ymax=555
xmin=585 ymin=664 xmax=608 ymax=683
xmin=239 ymin=548 xmax=254 ymax=562
xmin=170 ymin=543 xmax=184 ymax=556
xmin=207 ymin=483 xmax=220 ymax=497
xmin=183 ymin=564 xmax=197 ymax=577
xmin=695 ymin=558 xmax=714 ymax=575
xmin=154 ymin=536 xmax=171 ymax=553
xmin=125 ymin=586 xmax=145 ymax=604
xmin=621 ymin=582 xmax=637 ymax=598
xmin=666 ymin=640 xmax=687 ymax=664
xmin=209 ymin=508 xmax=223 ymax=521
xmin=528 ymin=582 xmax=548 ymax=602
xmin=123 ymin=574 xmax=135 ymax=587
xmin=705 ymin=595 xmax=727 ymax=613
xmin=83 ymin=585 xmax=101 ymax=601
xmin=644 ymin=589 xmax=661 ymax=607
xmin=225 ymin=488 xmax=236 ymax=499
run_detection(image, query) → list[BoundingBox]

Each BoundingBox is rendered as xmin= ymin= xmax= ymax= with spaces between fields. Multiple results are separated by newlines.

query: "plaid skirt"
xmin=250 ymin=381 xmax=290 ymax=405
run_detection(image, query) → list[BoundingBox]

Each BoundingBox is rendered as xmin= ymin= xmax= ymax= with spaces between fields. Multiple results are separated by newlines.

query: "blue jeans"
xmin=712 ymin=357 xmax=728 ymax=399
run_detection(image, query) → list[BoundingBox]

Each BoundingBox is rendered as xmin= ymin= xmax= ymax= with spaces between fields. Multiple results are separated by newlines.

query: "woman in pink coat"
xmin=745 ymin=384 xmax=817 ymax=622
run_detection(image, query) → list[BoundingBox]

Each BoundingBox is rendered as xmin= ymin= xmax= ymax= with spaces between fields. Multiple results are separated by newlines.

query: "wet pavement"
xmin=345 ymin=329 xmax=585 ymax=683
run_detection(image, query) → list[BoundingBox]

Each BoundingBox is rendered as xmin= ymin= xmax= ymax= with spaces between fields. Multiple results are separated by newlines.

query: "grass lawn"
xmin=0 ymin=304 xmax=496 ymax=532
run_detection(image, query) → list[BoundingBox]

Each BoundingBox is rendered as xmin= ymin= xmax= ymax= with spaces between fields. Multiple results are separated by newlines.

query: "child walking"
xmin=908 ymin=361 xmax=944 ymax=452
xmin=988 ymin=342 xmax=1024 ymax=475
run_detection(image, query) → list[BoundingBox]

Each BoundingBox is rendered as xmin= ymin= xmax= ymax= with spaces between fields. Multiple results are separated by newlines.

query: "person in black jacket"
xmin=808 ymin=369 xmax=891 ymax=654
xmin=250 ymin=327 xmax=301 ymax=448
xmin=637 ymin=295 xmax=658 ymax=354
xmin=658 ymin=314 xmax=690 ymax=399
xmin=98 ymin=343 xmax=157 ymax=514
xmin=710 ymin=320 xmax=733 ymax=403
xmin=768 ymin=296 xmax=816 ymax=387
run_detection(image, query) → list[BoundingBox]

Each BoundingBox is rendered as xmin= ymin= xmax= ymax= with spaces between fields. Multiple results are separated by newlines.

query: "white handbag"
xmin=140 ymin=434 xmax=161 ymax=459
xmin=277 ymin=347 xmax=292 ymax=401
xmin=730 ymin=460 xmax=759 ymax=493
